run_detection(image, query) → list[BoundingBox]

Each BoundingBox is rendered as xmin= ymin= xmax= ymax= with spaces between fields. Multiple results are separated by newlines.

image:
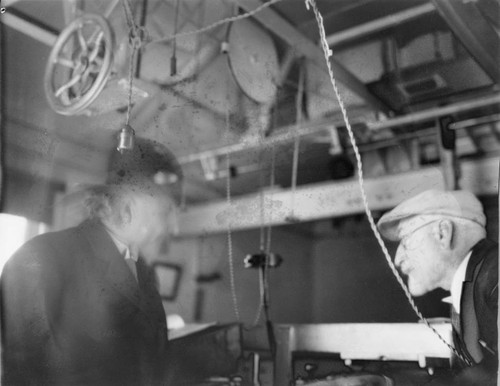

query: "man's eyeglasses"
xmin=400 ymin=220 xmax=439 ymax=251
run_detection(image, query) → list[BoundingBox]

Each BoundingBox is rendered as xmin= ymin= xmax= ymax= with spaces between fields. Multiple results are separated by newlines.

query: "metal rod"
xmin=1 ymin=12 xmax=57 ymax=46
xmin=346 ymin=127 xmax=437 ymax=154
xmin=177 ymin=118 xmax=340 ymax=164
xmin=178 ymin=94 xmax=500 ymax=165
xmin=104 ymin=0 xmax=121 ymax=18
xmin=448 ymin=113 xmax=500 ymax=130
xmin=366 ymin=94 xmax=500 ymax=131
xmin=326 ymin=3 xmax=435 ymax=46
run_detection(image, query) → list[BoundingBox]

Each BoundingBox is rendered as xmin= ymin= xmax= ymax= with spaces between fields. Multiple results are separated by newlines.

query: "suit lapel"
xmin=459 ymin=240 xmax=489 ymax=364
xmin=79 ymin=220 xmax=156 ymax=320
xmin=136 ymin=257 xmax=167 ymax=327
xmin=460 ymin=280 xmax=482 ymax=363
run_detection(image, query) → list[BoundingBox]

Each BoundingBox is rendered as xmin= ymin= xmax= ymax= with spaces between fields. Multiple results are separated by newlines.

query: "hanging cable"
xmin=287 ymin=59 xmax=305 ymax=222
xmin=226 ymin=151 xmax=241 ymax=322
xmin=223 ymin=76 xmax=240 ymax=322
xmin=263 ymin=144 xmax=277 ymax=359
xmin=151 ymin=0 xmax=285 ymax=45
xmin=117 ymin=0 xmax=147 ymax=153
xmin=125 ymin=41 xmax=138 ymax=126
xmin=248 ymin=149 xmax=270 ymax=328
xmin=266 ymin=145 xmax=276 ymax=255
xmin=304 ymin=0 xmax=470 ymax=366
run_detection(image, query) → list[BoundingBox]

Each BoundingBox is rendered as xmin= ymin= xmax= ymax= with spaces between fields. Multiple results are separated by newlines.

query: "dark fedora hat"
xmin=107 ymin=136 xmax=183 ymax=200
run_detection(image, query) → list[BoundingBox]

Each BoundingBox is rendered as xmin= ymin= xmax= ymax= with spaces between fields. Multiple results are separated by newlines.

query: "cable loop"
xmin=128 ymin=26 xmax=148 ymax=49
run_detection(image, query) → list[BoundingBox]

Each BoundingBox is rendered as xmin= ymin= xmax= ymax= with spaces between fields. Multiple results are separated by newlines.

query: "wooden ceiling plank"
xmin=235 ymin=0 xmax=390 ymax=114
xmin=177 ymin=156 xmax=499 ymax=235
xmin=432 ymin=0 xmax=500 ymax=83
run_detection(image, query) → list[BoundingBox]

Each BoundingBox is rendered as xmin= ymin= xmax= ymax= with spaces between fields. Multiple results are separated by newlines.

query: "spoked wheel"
xmin=44 ymin=14 xmax=114 ymax=115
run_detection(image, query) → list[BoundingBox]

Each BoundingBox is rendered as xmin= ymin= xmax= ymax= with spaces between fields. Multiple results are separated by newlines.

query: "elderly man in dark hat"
xmin=377 ymin=189 xmax=498 ymax=385
xmin=1 ymin=137 xmax=182 ymax=386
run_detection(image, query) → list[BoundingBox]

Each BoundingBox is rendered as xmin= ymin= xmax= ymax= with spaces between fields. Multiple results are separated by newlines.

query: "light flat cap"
xmin=377 ymin=189 xmax=486 ymax=241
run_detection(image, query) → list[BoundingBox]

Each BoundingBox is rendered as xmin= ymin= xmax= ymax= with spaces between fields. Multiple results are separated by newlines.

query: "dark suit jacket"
xmin=451 ymin=238 xmax=498 ymax=385
xmin=1 ymin=220 xmax=169 ymax=386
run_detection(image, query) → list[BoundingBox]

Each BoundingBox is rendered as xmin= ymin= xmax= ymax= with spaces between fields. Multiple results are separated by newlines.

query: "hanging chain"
xmin=126 ymin=44 xmax=138 ymax=125
xmin=304 ymin=0 xmax=470 ymax=366
xmin=121 ymin=0 xmax=144 ymax=125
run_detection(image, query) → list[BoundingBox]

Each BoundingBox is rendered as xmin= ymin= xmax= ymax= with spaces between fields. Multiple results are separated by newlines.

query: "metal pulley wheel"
xmin=227 ymin=18 xmax=279 ymax=104
xmin=44 ymin=14 xmax=114 ymax=115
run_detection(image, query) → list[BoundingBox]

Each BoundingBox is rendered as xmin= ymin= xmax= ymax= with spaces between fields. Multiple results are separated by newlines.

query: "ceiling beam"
xmin=432 ymin=0 xmax=500 ymax=83
xmin=178 ymin=93 xmax=500 ymax=164
xmin=235 ymin=0 xmax=390 ymax=114
xmin=177 ymin=156 xmax=498 ymax=236
xmin=1 ymin=10 xmax=57 ymax=46
xmin=325 ymin=3 xmax=435 ymax=46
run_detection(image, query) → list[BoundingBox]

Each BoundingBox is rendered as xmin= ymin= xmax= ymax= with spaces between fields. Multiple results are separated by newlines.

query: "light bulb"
xmin=117 ymin=124 xmax=135 ymax=153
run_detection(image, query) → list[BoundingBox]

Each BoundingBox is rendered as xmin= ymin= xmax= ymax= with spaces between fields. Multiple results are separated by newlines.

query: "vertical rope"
xmin=259 ymin=151 xmax=266 ymax=252
xmin=266 ymin=145 xmax=276 ymax=255
xmin=226 ymin=153 xmax=240 ymax=322
xmin=224 ymin=73 xmax=240 ymax=321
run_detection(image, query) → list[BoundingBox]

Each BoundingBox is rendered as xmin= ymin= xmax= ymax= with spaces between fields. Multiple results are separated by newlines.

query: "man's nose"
xmin=394 ymin=244 xmax=406 ymax=267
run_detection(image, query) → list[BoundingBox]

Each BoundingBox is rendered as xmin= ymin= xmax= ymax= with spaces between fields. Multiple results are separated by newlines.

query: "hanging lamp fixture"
xmin=116 ymin=0 xmax=145 ymax=153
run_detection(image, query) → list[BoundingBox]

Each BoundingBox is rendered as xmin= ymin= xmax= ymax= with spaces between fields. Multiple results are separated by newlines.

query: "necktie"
xmin=125 ymin=257 xmax=138 ymax=282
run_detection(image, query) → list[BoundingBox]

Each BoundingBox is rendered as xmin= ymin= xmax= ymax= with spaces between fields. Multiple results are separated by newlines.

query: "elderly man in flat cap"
xmin=378 ymin=189 xmax=498 ymax=385
xmin=1 ymin=137 xmax=182 ymax=386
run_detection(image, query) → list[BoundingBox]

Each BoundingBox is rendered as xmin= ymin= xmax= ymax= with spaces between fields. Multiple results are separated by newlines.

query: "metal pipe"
xmin=346 ymin=127 xmax=437 ymax=153
xmin=325 ymin=3 xmax=435 ymax=46
xmin=177 ymin=117 xmax=349 ymax=164
xmin=448 ymin=113 xmax=500 ymax=130
xmin=104 ymin=0 xmax=121 ymax=18
xmin=1 ymin=12 xmax=57 ymax=46
xmin=366 ymin=94 xmax=500 ymax=131
xmin=178 ymin=94 xmax=500 ymax=165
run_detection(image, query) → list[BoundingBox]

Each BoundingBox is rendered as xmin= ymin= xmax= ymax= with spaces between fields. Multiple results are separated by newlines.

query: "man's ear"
xmin=120 ymin=200 xmax=133 ymax=225
xmin=435 ymin=219 xmax=454 ymax=249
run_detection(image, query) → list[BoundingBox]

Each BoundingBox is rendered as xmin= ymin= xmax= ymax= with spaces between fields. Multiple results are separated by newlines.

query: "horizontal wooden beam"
xmin=177 ymin=156 xmax=498 ymax=236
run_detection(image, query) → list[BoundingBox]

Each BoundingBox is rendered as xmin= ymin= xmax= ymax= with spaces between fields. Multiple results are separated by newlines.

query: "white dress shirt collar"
xmin=105 ymin=228 xmax=138 ymax=262
xmin=449 ymin=251 xmax=472 ymax=313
